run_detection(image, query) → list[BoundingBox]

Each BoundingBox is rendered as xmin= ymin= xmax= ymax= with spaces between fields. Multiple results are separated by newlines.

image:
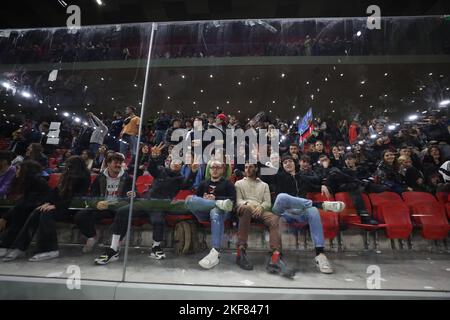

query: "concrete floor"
xmin=0 ymin=245 xmax=449 ymax=291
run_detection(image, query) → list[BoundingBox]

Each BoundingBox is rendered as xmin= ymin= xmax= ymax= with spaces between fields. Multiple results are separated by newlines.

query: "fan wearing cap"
xmin=74 ymin=152 xmax=133 ymax=254
xmin=271 ymin=154 xmax=345 ymax=274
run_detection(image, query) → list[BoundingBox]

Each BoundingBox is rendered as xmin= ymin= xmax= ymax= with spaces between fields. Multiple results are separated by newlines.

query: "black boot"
xmin=236 ymin=247 xmax=253 ymax=270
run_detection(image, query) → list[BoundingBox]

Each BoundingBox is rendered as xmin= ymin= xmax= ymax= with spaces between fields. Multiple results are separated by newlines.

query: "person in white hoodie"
xmin=74 ymin=152 xmax=133 ymax=253
xmin=87 ymin=112 xmax=109 ymax=155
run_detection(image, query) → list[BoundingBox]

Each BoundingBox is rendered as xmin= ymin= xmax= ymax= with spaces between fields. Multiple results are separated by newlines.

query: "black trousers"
xmin=74 ymin=209 xmax=116 ymax=239
xmin=0 ymin=200 xmax=41 ymax=249
xmin=112 ymin=203 xmax=165 ymax=242
xmin=12 ymin=208 xmax=70 ymax=253
xmin=339 ymin=183 xmax=370 ymax=216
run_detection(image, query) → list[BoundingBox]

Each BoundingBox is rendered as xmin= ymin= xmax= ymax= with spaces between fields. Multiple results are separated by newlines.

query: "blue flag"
xmin=297 ymin=108 xmax=313 ymax=135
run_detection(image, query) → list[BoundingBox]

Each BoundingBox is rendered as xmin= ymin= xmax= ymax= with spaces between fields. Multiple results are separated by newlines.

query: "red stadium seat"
xmin=319 ymin=210 xmax=340 ymax=239
xmin=306 ymin=192 xmax=335 ymax=202
xmin=402 ymin=192 xmax=450 ymax=240
xmin=335 ymin=192 xmax=379 ymax=230
xmin=136 ymin=175 xmax=154 ymax=196
xmin=435 ymin=192 xmax=448 ymax=206
xmin=173 ymin=190 xmax=194 ymax=201
xmin=367 ymin=192 xmax=413 ymax=239
xmin=305 ymin=192 xmax=339 ymax=239
xmin=402 ymin=191 xmax=436 ymax=206
xmin=445 ymin=203 xmax=450 ymax=220
xmin=48 ymin=173 xmax=61 ymax=189
xmin=48 ymin=158 xmax=57 ymax=169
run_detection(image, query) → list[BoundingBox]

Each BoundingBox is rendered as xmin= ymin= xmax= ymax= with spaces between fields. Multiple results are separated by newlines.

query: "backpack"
xmin=173 ymin=220 xmax=202 ymax=255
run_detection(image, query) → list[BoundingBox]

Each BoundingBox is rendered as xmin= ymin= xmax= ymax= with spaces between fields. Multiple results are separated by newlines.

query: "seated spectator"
xmin=74 ymin=152 xmax=133 ymax=253
xmin=374 ymin=149 xmax=408 ymax=193
xmin=0 ymin=151 xmax=16 ymax=199
xmin=339 ymin=153 xmax=380 ymax=224
xmin=234 ymin=162 xmax=295 ymax=278
xmin=399 ymin=144 xmax=423 ymax=172
xmin=59 ymin=150 xmax=73 ymax=169
xmin=260 ymin=152 xmax=281 ymax=193
xmin=2 ymin=156 xmax=90 ymax=262
xmin=0 ymin=160 xmax=50 ymax=259
xmin=330 ymin=145 xmax=345 ymax=169
xmin=81 ymin=149 xmax=94 ymax=171
xmin=308 ymin=140 xmax=327 ymax=165
xmin=94 ymin=143 xmax=198 ymax=265
xmin=185 ymin=159 xmax=236 ymax=269
xmin=398 ymin=155 xmax=426 ymax=191
xmin=422 ymin=145 xmax=446 ymax=179
xmin=272 ymin=154 xmax=345 ymax=274
xmin=8 ymin=128 xmax=27 ymax=157
xmin=288 ymin=143 xmax=301 ymax=161
xmin=25 ymin=143 xmax=48 ymax=169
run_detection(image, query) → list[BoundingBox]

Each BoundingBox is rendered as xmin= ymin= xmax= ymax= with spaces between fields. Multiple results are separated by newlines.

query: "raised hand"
xmin=151 ymin=142 xmax=165 ymax=157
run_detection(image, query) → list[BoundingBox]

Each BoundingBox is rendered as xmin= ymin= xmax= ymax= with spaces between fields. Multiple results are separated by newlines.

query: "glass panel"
xmin=122 ymin=17 xmax=450 ymax=292
xmin=0 ymin=23 xmax=151 ymax=282
xmin=1 ymin=16 xmax=449 ymax=293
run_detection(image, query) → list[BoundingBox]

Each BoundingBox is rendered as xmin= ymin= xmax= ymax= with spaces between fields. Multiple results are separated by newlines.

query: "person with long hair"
xmin=0 ymin=160 xmax=50 ymax=258
xmin=374 ymin=149 xmax=407 ymax=193
xmin=3 ymin=156 xmax=90 ymax=262
xmin=81 ymin=149 xmax=94 ymax=171
xmin=24 ymin=143 xmax=48 ymax=169
xmin=422 ymin=145 xmax=445 ymax=177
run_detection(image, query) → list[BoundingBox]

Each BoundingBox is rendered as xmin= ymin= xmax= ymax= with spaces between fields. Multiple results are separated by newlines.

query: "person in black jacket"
xmin=374 ymin=149 xmax=408 ymax=193
xmin=3 ymin=156 xmax=90 ymax=262
xmin=154 ymin=111 xmax=171 ymax=145
xmin=398 ymin=155 xmax=426 ymax=192
xmin=185 ymin=159 xmax=236 ymax=269
xmin=0 ymin=161 xmax=50 ymax=258
xmin=94 ymin=142 xmax=198 ymax=265
xmin=339 ymin=153 xmax=381 ymax=224
xmin=271 ymin=154 xmax=345 ymax=274
xmin=74 ymin=152 xmax=133 ymax=253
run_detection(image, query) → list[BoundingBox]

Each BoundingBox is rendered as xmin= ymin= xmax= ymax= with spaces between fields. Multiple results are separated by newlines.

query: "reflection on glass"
xmin=0 ymin=17 xmax=449 ymax=291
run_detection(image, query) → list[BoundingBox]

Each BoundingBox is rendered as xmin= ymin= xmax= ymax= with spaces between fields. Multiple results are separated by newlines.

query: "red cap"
xmin=216 ymin=113 xmax=227 ymax=122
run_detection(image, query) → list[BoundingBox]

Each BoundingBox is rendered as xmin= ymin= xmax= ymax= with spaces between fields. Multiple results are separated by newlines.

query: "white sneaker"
xmin=0 ymin=248 xmax=8 ymax=258
xmin=314 ymin=253 xmax=334 ymax=274
xmin=29 ymin=250 xmax=59 ymax=262
xmin=198 ymin=248 xmax=220 ymax=269
xmin=3 ymin=249 xmax=26 ymax=262
xmin=322 ymin=201 xmax=345 ymax=212
xmin=82 ymin=237 xmax=98 ymax=253
xmin=216 ymin=199 xmax=233 ymax=212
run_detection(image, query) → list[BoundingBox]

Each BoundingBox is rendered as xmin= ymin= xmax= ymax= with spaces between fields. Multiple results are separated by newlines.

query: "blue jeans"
xmin=90 ymin=142 xmax=100 ymax=155
xmin=272 ymin=193 xmax=325 ymax=248
xmin=185 ymin=196 xmax=231 ymax=249
xmin=120 ymin=134 xmax=138 ymax=156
